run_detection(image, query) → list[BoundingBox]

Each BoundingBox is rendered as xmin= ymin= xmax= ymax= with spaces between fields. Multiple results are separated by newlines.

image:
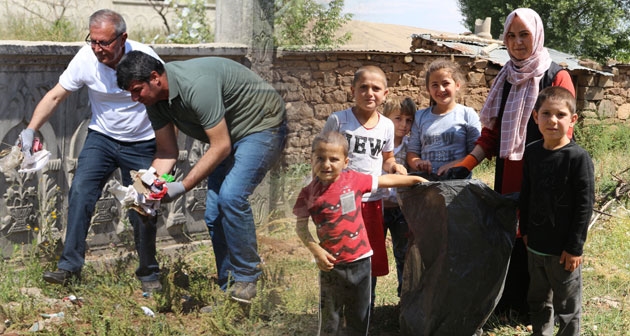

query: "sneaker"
xmin=141 ymin=280 xmax=163 ymax=293
xmin=230 ymin=281 xmax=257 ymax=303
xmin=43 ymin=269 xmax=81 ymax=286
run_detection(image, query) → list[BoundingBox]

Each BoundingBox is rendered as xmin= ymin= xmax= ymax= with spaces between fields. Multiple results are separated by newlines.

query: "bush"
xmin=574 ymin=123 xmax=630 ymax=204
xmin=274 ymin=0 xmax=352 ymax=50
xmin=166 ymin=0 xmax=214 ymax=44
xmin=574 ymin=123 xmax=630 ymax=157
xmin=1 ymin=16 xmax=81 ymax=42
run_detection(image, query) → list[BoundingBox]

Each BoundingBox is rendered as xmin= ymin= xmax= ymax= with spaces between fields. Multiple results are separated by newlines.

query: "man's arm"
xmin=151 ymin=123 xmax=179 ymax=175
xmin=180 ymin=118 xmax=232 ymax=191
xmin=27 ymin=83 xmax=72 ymax=131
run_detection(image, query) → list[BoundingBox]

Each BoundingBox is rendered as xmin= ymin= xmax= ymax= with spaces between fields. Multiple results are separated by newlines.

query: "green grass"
xmin=3 ymin=5 xmax=629 ymax=332
xmin=0 ymin=13 xmax=171 ymax=44
xmin=1 ymin=213 xmax=627 ymax=335
xmin=1 ymin=129 xmax=629 ymax=334
xmin=0 ymin=20 xmax=182 ymax=45
xmin=0 ymin=16 xmax=83 ymax=42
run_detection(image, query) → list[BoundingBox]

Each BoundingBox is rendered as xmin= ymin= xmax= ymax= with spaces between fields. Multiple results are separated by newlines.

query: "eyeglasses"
xmin=85 ymin=32 xmax=123 ymax=48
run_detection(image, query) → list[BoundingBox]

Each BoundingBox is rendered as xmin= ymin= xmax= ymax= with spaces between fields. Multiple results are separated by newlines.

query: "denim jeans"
xmin=58 ymin=130 xmax=160 ymax=282
xmin=371 ymin=206 xmax=409 ymax=306
xmin=204 ymin=122 xmax=287 ymax=288
xmin=383 ymin=206 xmax=409 ymax=296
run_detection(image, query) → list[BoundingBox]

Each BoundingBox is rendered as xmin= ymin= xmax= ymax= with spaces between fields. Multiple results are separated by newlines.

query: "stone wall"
xmin=597 ymin=65 xmax=630 ymax=124
xmin=274 ymin=51 xmax=624 ymax=165
xmin=0 ymin=42 xmax=625 ymax=259
xmin=0 ymin=42 xmax=246 ymax=259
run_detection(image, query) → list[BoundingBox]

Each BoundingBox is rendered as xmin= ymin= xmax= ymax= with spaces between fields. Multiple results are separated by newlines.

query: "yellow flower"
xmin=34 ymin=227 xmax=39 ymax=232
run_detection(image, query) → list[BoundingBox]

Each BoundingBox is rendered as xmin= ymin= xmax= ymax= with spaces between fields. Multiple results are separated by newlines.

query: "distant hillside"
xmin=335 ymin=20 xmax=459 ymax=53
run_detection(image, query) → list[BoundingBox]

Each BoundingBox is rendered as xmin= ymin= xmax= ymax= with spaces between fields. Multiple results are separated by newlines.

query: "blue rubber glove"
xmin=161 ymin=181 xmax=186 ymax=203
xmin=18 ymin=128 xmax=35 ymax=156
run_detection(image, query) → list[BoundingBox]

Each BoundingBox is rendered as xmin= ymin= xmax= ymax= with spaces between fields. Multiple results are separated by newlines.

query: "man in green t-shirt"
xmin=116 ymin=51 xmax=287 ymax=304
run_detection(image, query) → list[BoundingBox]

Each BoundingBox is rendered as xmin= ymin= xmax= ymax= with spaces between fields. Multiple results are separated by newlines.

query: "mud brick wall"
xmin=272 ymin=51 xmax=621 ymax=166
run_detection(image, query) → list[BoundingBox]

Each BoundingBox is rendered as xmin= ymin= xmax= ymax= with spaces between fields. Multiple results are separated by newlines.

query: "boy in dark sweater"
xmin=520 ymin=86 xmax=594 ymax=335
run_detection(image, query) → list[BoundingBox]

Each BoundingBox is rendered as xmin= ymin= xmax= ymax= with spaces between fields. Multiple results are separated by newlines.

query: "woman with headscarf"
xmin=449 ymin=8 xmax=576 ymax=322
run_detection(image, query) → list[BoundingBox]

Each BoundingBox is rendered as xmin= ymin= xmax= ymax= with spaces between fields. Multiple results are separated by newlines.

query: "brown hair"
xmin=352 ymin=65 xmax=388 ymax=88
xmin=534 ymin=86 xmax=576 ymax=114
xmin=312 ymin=131 xmax=349 ymax=156
xmin=425 ymin=59 xmax=466 ymax=106
xmin=383 ymin=97 xmax=417 ymax=119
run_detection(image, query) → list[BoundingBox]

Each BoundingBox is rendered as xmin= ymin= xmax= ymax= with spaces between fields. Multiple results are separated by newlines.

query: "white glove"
xmin=18 ymin=128 xmax=35 ymax=156
xmin=161 ymin=182 xmax=186 ymax=203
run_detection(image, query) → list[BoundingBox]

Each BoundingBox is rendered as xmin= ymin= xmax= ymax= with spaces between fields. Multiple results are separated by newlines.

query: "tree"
xmin=457 ymin=0 xmax=630 ymax=62
xmin=146 ymin=0 xmax=351 ymax=48
xmin=146 ymin=0 xmax=173 ymax=35
xmin=274 ymin=0 xmax=353 ymax=50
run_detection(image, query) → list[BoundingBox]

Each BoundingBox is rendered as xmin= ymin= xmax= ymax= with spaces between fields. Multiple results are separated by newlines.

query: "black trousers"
xmin=495 ymin=237 xmax=530 ymax=321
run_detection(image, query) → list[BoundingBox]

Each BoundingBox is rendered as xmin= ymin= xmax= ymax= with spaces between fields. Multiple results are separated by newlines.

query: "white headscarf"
xmin=479 ymin=8 xmax=552 ymax=160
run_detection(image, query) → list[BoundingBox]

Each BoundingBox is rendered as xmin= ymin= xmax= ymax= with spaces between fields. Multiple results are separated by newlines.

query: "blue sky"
xmin=341 ymin=0 xmax=468 ymax=34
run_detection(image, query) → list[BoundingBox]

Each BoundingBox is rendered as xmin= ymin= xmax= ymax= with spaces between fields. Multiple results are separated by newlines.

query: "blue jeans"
xmin=371 ymin=206 xmax=409 ymax=306
xmin=383 ymin=206 xmax=409 ymax=296
xmin=58 ymin=130 xmax=159 ymax=282
xmin=204 ymin=122 xmax=287 ymax=288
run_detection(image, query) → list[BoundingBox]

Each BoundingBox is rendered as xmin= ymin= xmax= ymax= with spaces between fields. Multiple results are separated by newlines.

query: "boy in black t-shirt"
xmin=520 ymin=86 xmax=594 ymax=335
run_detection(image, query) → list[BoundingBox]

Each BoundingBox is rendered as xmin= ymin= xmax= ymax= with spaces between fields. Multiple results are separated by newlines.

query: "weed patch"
xmin=1 ymin=122 xmax=630 ymax=334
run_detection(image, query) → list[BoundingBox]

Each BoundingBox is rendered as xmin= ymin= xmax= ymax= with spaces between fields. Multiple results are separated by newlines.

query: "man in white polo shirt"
xmin=18 ymin=9 xmax=163 ymax=293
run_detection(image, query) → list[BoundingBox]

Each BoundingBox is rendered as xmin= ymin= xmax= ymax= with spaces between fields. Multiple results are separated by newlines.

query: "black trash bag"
xmin=413 ymin=167 xmax=472 ymax=182
xmin=397 ymin=179 xmax=518 ymax=336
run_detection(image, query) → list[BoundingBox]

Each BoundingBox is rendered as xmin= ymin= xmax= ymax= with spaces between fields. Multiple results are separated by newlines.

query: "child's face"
xmin=311 ymin=142 xmax=349 ymax=185
xmin=533 ymin=99 xmax=577 ymax=147
xmin=351 ymin=71 xmax=389 ymax=114
xmin=388 ymin=109 xmax=413 ymax=139
xmin=427 ymin=69 xmax=460 ymax=109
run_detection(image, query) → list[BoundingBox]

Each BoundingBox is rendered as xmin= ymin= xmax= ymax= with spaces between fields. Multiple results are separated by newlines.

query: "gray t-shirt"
xmin=408 ymin=104 xmax=481 ymax=173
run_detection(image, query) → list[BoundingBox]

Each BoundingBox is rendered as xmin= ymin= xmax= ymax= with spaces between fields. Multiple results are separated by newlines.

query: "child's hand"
xmin=415 ymin=159 xmax=432 ymax=173
xmin=414 ymin=175 xmax=429 ymax=183
xmin=437 ymin=161 xmax=456 ymax=176
xmin=313 ymin=248 xmax=336 ymax=271
xmin=560 ymin=251 xmax=582 ymax=272
xmin=392 ymin=163 xmax=407 ymax=175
